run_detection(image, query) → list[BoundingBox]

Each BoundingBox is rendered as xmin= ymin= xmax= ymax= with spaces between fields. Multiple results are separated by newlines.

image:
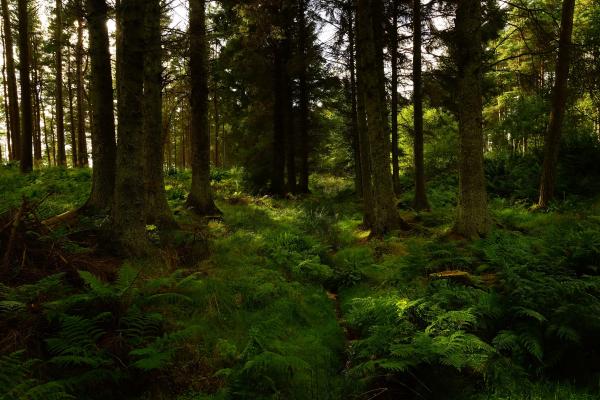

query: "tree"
xmin=453 ymin=0 xmax=490 ymax=238
xmin=412 ymin=0 xmax=430 ymax=211
xmin=143 ymin=0 xmax=176 ymax=227
xmin=187 ymin=0 xmax=220 ymax=215
xmin=75 ymin=0 xmax=88 ymax=167
xmin=389 ymin=0 xmax=401 ymax=195
xmin=55 ymin=0 xmax=66 ymax=166
xmin=85 ymin=0 xmax=117 ymax=212
xmin=112 ymin=0 xmax=148 ymax=254
xmin=1 ymin=0 xmax=20 ymax=161
xmin=356 ymin=0 xmax=402 ymax=235
xmin=538 ymin=0 xmax=576 ymax=208
xmin=297 ymin=0 xmax=310 ymax=193
xmin=17 ymin=0 xmax=33 ymax=172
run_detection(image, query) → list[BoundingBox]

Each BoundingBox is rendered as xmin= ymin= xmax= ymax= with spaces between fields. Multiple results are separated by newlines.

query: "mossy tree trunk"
xmin=143 ymin=0 xmax=176 ymax=228
xmin=357 ymin=0 xmax=402 ymax=235
xmin=17 ymin=0 xmax=33 ymax=173
xmin=390 ymin=0 xmax=401 ymax=195
xmin=538 ymin=0 xmax=576 ymax=208
xmin=112 ymin=0 xmax=148 ymax=255
xmin=297 ymin=0 xmax=310 ymax=194
xmin=188 ymin=0 xmax=220 ymax=215
xmin=85 ymin=0 xmax=117 ymax=212
xmin=453 ymin=0 xmax=490 ymax=238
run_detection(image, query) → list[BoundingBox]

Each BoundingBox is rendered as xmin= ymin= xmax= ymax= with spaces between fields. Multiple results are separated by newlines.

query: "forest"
xmin=1 ymin=0 xmax=600 ymax=398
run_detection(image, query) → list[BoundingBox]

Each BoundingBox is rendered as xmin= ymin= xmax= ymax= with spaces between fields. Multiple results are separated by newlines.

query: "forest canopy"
xmin=2 ymin=0 xmax=600 ymax=399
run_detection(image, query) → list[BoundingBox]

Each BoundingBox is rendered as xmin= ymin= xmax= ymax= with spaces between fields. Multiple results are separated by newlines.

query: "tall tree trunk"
xmin=355 ymin=0 xmax=375 ymax=227
xmin=1 ymin=0 xmax=20 ymax=160
xmin=1 ymin=22 xmax=12 ymax=160
xmin=212 ymin=86 xmax=221 ymax=167
xmin=271 ymin=42 xmax=287 ymax=196
xmin=357 ymin=0 xmax=401 ymax=235
xmin=67 ymin=44 xmax=78 ymax=166
xmin=297 ymin=0 xmax=310 ymax=193
xmin=454 ymin=0 xmax=490 ymax=238
xmin=112 ymin=0 xmax=148 ymax=254
xmin=31 ymin=34 xmax=43 ymax=165
xmin=85 ymin=0 xmax=117 ymax=212
xmin=143 ymin=0 xmax=176 ymax=227
xmin=347 ymin=6 xmax=362 ymax=197
xmin=55 ymin=0 xmax=66 ymax=166
xmin=538 ymin=0 xmax=576 ymax=208
xmin=187 ymin=0 xmax=220 ymax=214
xmin=75 ymin=3 xmax=88 ymax=167
xmin=412 ymin=0 xmax=430 ymax=211
xmin=17 ymin=0 xmax=32 ymax=173
xmin=390 ymin=0 xmax=401 ymax=195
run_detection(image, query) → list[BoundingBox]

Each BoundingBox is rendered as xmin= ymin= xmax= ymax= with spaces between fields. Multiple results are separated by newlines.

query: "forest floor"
xmin=2 ymin=165 xmax=600 ymax=399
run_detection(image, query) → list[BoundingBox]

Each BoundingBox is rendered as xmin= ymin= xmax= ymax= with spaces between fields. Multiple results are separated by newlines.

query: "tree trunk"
xmin=85 ymin=0 xmax=117 ymax=212
xmin=1 ymin=20 xmax=11 ymax=161
xmin=355 ymin=0 xmax=375 ymax=228
xmin=356 ymin=0 xmax=401 ymax=235
xmin=390 ymin=1 xmax=401 ymax=195
xmin=31 ymin=34 xmax=43 ymax=165
xmin=143 ymin=0 xmax=176 ymax=227
xmin=67 ymin=44 xmax=78 ymax=167
xmin=75 ymin=3 xmax=88 ymax=167
xmin=187 ymin=0 xmax=220 ymax=214
xmin=538 ymin=0 xmax=576 ymax=208
xmin=17 ymin=0 xmax=33 ymax=173
xmin=112 ymin=0 xmax=149 ymax=254
xmin=297 ymin=0 xmax=310 ymax=193
xmin=271 ymin=42 xmax=287 ymax=196
xmin=55 ymin=0 xmax=66 ymax=166
xmin=412 ymin=0 xmax=430 ymax=211
xmin=453 ymin=0 xmax=490 ymax=238
xmin=1 ymin=0 xmax=20 ymax=161
xmin=347 ymin=6 xmax=362 ymax=197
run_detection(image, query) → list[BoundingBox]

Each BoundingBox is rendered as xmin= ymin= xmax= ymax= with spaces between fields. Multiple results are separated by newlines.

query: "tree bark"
xmin=17 ymin=0 xmax=33 ymax=173
xmin=284 ymin=35 xmax=296 ymax=194
xmin=453 ymin=0 xmax=490 ymax=238
xmin=187 ymin=0 xmax=220 ymax=214
xmin=297 ymin=0 xmax=310 ymax=193
xmin=143 ymin=0 xmax=176 ymax=227
xmin=538 ymin=0 xmax=576 ymax=208
xmin=67 ymin=44 xmax=78 ymax=167
xmin=75 ymin=2 xmax=88 ymax=167
xmin=55 ymin=0 xmax=66 ymax=166
xmin=85 ymin=0 xmax=117 ymax=212
xmin=412 ymin=0 xmax=430 ymax=211
xmin=1 ymin=0 xmax=20 ymax=161
xmin=31 ymin=33 xmax=43 ymax=165
xmin=347 ymin=6 xmax=362 ymax=197
xmin=390 ymin=0 xmax=401 ymax=195
xmin=112 ymin=0 xmax=149 ymax=254
xmin=357 ymin=0 xmax=401 ymax=235
xmin=355 ymin=0 xmax=375 ymax=227
xmin=1 ymin=31 xmax=10 ymax=160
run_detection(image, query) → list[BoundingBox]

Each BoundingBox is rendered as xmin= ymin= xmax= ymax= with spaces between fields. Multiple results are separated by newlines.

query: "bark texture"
xmin=17 ymin=0 xmax=33 ymax=173
xmin=390 ymin=1 xmax=401 ymax=195
xmin=357 ymin=0 xmax=401 ymax=235
xmin=143 ymin=0 xmax=176 ymax=227
xmin=412 ymin=0 xmax=430 ymax=211
xmin=538 ymin=0 xmax=576 ymax=208
xmin=55 ymin=0 xmax=66 ymax=166
xmin=85 ymin=0 xmax=117 ymax=212
xmin=75 ymin=3 xmax=88 ymax=167
xmin=187 ymin=0 xmax=220 ymax=214
xmin=454 ymin=0 xmax=490 ymax=238
xmin=1 ymin=0 xmax=20 ymax=161
xmin=112 ymin=0 xmax=148 ymax=254
xmin=297 ymin=0 xmax=310 ymax=193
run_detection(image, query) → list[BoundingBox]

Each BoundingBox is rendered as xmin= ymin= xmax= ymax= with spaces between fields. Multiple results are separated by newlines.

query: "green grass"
xmin=2 ymin=167 xmax=600 ymax=399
